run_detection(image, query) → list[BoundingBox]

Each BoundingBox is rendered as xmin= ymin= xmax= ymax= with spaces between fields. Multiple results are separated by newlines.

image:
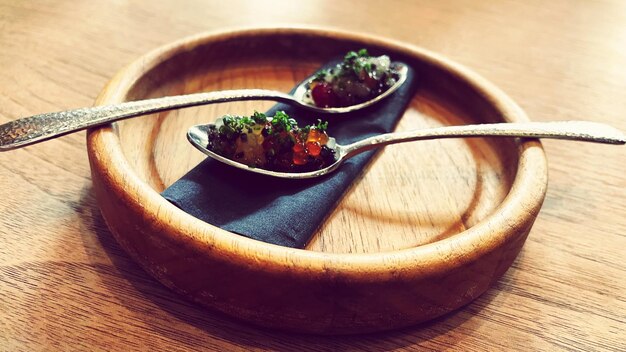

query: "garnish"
xmin=207 ymin=112 xmax=335 ymax=172
xmin=305 ymin=48 xmax=401 ymax=108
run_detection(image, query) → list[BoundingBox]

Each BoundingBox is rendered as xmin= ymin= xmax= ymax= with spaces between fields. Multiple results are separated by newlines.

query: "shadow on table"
xmin=79 ymin=185 xmax=503 ymax=351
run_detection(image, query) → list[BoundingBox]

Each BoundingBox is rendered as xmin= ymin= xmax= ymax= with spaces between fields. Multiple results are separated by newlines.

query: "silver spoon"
xmin=0 ymin=65 xmax=408 ymax=151
xmin=188 ymin=120 xmax=625 ymax=179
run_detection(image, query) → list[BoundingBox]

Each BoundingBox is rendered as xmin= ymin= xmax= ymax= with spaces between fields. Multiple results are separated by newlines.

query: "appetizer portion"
xmin=207 ymin=111 xmax=336 ymax=172
xmin=306 ymin=49 xmax=401 ymax=108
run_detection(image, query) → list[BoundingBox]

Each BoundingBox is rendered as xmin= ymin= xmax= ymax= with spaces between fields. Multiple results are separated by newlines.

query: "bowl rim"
xmin=87 ymin=25 xmax=548 ymax=280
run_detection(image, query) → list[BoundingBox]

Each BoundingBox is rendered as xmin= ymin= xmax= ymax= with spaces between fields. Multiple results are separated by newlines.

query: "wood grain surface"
xmin=0 ymin=0 xmax=624 ymax=350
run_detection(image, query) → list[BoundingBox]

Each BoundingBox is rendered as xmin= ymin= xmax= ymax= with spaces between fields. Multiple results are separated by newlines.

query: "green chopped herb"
xmin=344 ymin=50 xmax=358 ymax=63
xmin=271 ymin=110 xmax=297 ymax=132
xmin=315 ymin=119 xmax=328 ymax=131
xmin=314 ymin=69 xmax=329 ymax=81
xmin=252 ymin=111 xmax=267 ymax=124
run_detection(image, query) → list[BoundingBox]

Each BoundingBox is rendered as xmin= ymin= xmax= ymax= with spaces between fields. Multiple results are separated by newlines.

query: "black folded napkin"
xmin=162 ymin=59 xmax=418 ymax=248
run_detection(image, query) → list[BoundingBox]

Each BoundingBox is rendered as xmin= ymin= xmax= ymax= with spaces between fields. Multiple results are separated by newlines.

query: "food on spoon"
xmin=304 ymin=48 xmax=402 ymax=108
xmin=207 ymin=111 xmax=336 ymax=172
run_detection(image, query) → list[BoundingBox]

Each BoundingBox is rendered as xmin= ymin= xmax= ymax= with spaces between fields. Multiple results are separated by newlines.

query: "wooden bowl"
xmin=87 ymin=26 xmax=548 ymax=334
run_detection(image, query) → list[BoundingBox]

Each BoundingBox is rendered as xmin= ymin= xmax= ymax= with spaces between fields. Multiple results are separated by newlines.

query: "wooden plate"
xmin=87 ymin=26 xmax=548 ymax=334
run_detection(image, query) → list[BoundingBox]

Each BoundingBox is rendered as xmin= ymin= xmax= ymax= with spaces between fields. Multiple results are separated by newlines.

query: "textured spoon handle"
xmin=0 ymin=89 xmax=293 ymax=151
xmin=343 ymin=121 xmax=626 ymax=156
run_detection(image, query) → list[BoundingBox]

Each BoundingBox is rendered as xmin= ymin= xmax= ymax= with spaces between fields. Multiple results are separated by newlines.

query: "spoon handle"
xmin=343 ymin=121 xmax=626 ymax=156
xmin=0 ymin=89 xmax=294 ymax=151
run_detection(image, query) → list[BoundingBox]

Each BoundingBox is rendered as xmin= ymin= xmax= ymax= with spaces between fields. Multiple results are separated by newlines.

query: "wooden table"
xmin=1 ymin=1 xmax=624 ymax=350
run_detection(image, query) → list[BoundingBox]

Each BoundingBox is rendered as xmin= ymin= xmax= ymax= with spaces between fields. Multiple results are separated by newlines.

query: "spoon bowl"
xmin=187 ymin=123 xmax=342 ymax=179
xmin=0 ymin=63 xmax=407 ymax=151
xmin=292 ymin=63 xmax=408 ymax=114
xmin=188 ymin=120 xmax=625 ymax=179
